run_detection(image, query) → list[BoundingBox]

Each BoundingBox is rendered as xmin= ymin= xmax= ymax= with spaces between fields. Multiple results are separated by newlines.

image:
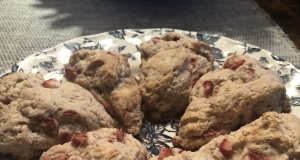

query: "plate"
xmin=1 ymin=28 xmax=300 ymax=156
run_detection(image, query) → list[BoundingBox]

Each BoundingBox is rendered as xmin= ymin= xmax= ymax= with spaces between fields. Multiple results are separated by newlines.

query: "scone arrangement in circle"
xmin=40 ymin=128 xmax=150 ymax=160
xmin=64 ymin=50 xmax=143 ymax=135
xmin=173 ymin=54 xmax=291 ymax=150
xmin=151 ymin=112 xmax=300 ymax=160
xmin=0 ymin=73 xmax=116 ymax=160
xmin=139 ymin=32 xmax=214 ymax=121
xmin=0 ymin=32 xmax=297 ymax=160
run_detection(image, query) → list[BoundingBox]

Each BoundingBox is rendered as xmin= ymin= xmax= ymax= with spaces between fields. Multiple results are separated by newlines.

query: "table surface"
xmin=1 ymin=0 xmax=300 ymax=75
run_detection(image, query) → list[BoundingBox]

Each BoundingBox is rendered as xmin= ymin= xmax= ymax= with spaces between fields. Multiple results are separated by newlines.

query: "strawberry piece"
xmin=39 ymin=113 xmax=58 ymax=131
xmin=248 ymin=149 xmax=274 ymax=160
xmin=60 ymin=133 xmax=72 ymax=144
xmin=192 ymin=78 xmax=199 ymax=87
xmin=71 ymin=132 xmax=87 ymax=147
xmin=107 ymin=136 xmax=114 ymax=143
xmin=64 ymin=66 xmax=77 ymax=80
xmin=125 ymin=106 xmax=133 ymax=112
xmin=203 ymin=81 xmax=214 ymax=96
xmin=151 ymin=37 xmax=160 ymax=44
xmin=204 ymin=128 xmax=217 ymax=137
xmin=223 ymin=59 xmax=245 ymax=70
xmin=142 ymin=80 xmax=148 ymax=86
xmin=102 ymin=101 xmax=114 ymax=115
xmin=115 ymin=129 xmax=125 ymax=143
xmin=42 ymin=79 xmax=60 ymax=88
xmin=219 ymin=138 xmax=233 ymax=158
xmin=213 ymin=90 xmax=218 ymax=96
xmin=158 ymin=148 xmax=172 ymax=160
xmin=49 ymin=153 xmax=70 ymax=160
xmin=246 ymin=68 xmax=255 ymax=75
xmin=172 ymin=37 xmax=180 ymax=41
xmin=190 ymin=58 xmax=197 ymax=63
xmin=63 ymin=110 xmax=79 ymax=119
xmin=91 ymin=71 xmax=96 ymax=78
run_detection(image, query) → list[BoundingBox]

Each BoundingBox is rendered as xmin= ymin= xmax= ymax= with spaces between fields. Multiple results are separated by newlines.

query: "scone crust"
xmin=152 ymin=112 xmax=300 ymax=160
xmin=173 ymin=54 xmax=291 ymax=150
xmin=139 ymin=32 xmax=214 ymax=121
xmin=40 ymin=128 xmax=151 ymax=160
xmin=0 ymin=73 xmax=115 ymax=160
xmin=65 ymin=50 xmax=143 ymax=135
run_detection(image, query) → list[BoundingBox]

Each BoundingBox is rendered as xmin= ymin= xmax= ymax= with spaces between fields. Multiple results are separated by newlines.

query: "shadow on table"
xmin=31 ymin=0 xmax=299 ymax=67
xmin=32 ymin=0 xmax=221 ymax=35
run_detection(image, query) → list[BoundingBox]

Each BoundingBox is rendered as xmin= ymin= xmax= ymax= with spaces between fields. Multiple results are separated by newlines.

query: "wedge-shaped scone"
xmin=152 ymin=112 xmax=300 ymax=160
xmin=64 ymin=50 xmax=143 ymax=135
xmin=40 ymin=128 xmax=151 ymax=160
xmin=139 ymin=32 xmax=214 ymax=121
xmin=173 ymin=54 xmax=291 ymax=150
xmin=0 ymin=73 xmax=115 ymax=160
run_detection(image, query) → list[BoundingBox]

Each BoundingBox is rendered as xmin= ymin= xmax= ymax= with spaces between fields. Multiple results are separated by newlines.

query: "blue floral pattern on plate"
xmin=1 ymin=28 xmax=300 ymax=157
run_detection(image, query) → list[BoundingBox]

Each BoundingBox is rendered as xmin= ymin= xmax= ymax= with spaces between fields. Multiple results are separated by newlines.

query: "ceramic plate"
xmin=1 ymin=28 xmax=300 ymax=157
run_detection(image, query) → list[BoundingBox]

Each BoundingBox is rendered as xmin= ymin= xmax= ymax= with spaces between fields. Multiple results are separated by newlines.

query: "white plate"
xmin=1 ymin=28 xmax=300 ymax=156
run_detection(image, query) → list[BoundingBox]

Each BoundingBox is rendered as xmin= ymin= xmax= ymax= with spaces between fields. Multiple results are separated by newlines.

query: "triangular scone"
xmin=64 ymin=50 xmax=143 ymax=135
xmin=152 ymin=112 xmax=300 ymax=160
xmin=139 ymin=32 xmax=214 ymax=121
xmin=173 ymin=54 xmax=291 ymax=150
xmin=40 ymin=128 xmax=151 ymax=160
xmin=0 ymin=73 xmax=116 ymax=160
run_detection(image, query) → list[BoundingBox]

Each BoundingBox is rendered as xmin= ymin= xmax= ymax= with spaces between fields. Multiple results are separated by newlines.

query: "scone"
xmin=64 ymin=50 xmax=143 ymax=135
xmin=40 ymin=128 xmax=151 ymax=160
xmin=151 ymin=112 xmax=300 ymax=160
xmin=140 ymin=32 xmax=214 ymax=64
xmin=0 ymin=73 xmax=116 ymax=160
xmin=139 ymin=32 xmax=214 ymax=121
xmin=173 ymin=54 xmax=291 ymax=150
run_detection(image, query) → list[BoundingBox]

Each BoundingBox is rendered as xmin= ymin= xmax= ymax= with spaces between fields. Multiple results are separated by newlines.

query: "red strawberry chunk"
xmin=151 ymin=37 xmax=160 ymax=44
xmin=71 ymin=132 xmax=87 ymax=147
xmin=107 ymin=136 xmax=114 ymax=143
xmin=204 ymin=128 xmax=217 ymax=137
xmin=60 ymin=133 xmax=72 ymax=144
xmin=115 ymin=129 xmax=125 ymax=143
xmin=219 ymin=138 xmax=233 ymax=158
xmin=42 ymin=79 xmax=60 ymax=88
xmin=64 ymin=67 xmax=77 ymax=79
xmin=223 ymin=59 xmax=245 ymax=70
xmin=125 ymin=106 xmax=133 ymax=112
xmin=203 ymin=81 xmax=214 ymax=96
xmin=63 ymin=110 xmax=79 ymax=119
xmin=248 ymin=149 xmax=274 ymax=160
xmin=190 ymin=58 xmax=197 ymax=63
xmin=102 ymin=101 xmax=114 ymax=115
xmin=39 ymin=113 xmax=58 ymax=130
xmin=172 ymin=37 xmax=180 ymax=41
xmin=246 ymin=68 xmax=255 ymax=75
xmin=158 ymin=148 xmax=172 ymax=160
xmin=192 ymin=78 xmax=199 ymax=87
xmin=142 ymin=80 xmax=148 ymax=86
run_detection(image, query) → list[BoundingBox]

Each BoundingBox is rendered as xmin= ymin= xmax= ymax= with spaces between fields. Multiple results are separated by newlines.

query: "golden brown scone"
xmin=173 ymin=54 xmax=291 ymax=150
xmin=139 ymin=32 xmax=214 ymax=121
xmin=152 ymin=112 xmax=300 ymax=160
xmin=0 ymin=73 xmax=116 ymax=160
xmin=64 ymin=50 xmax=143 ymax=135
xmin=40 ymin=128 xmax=150 ymax=160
